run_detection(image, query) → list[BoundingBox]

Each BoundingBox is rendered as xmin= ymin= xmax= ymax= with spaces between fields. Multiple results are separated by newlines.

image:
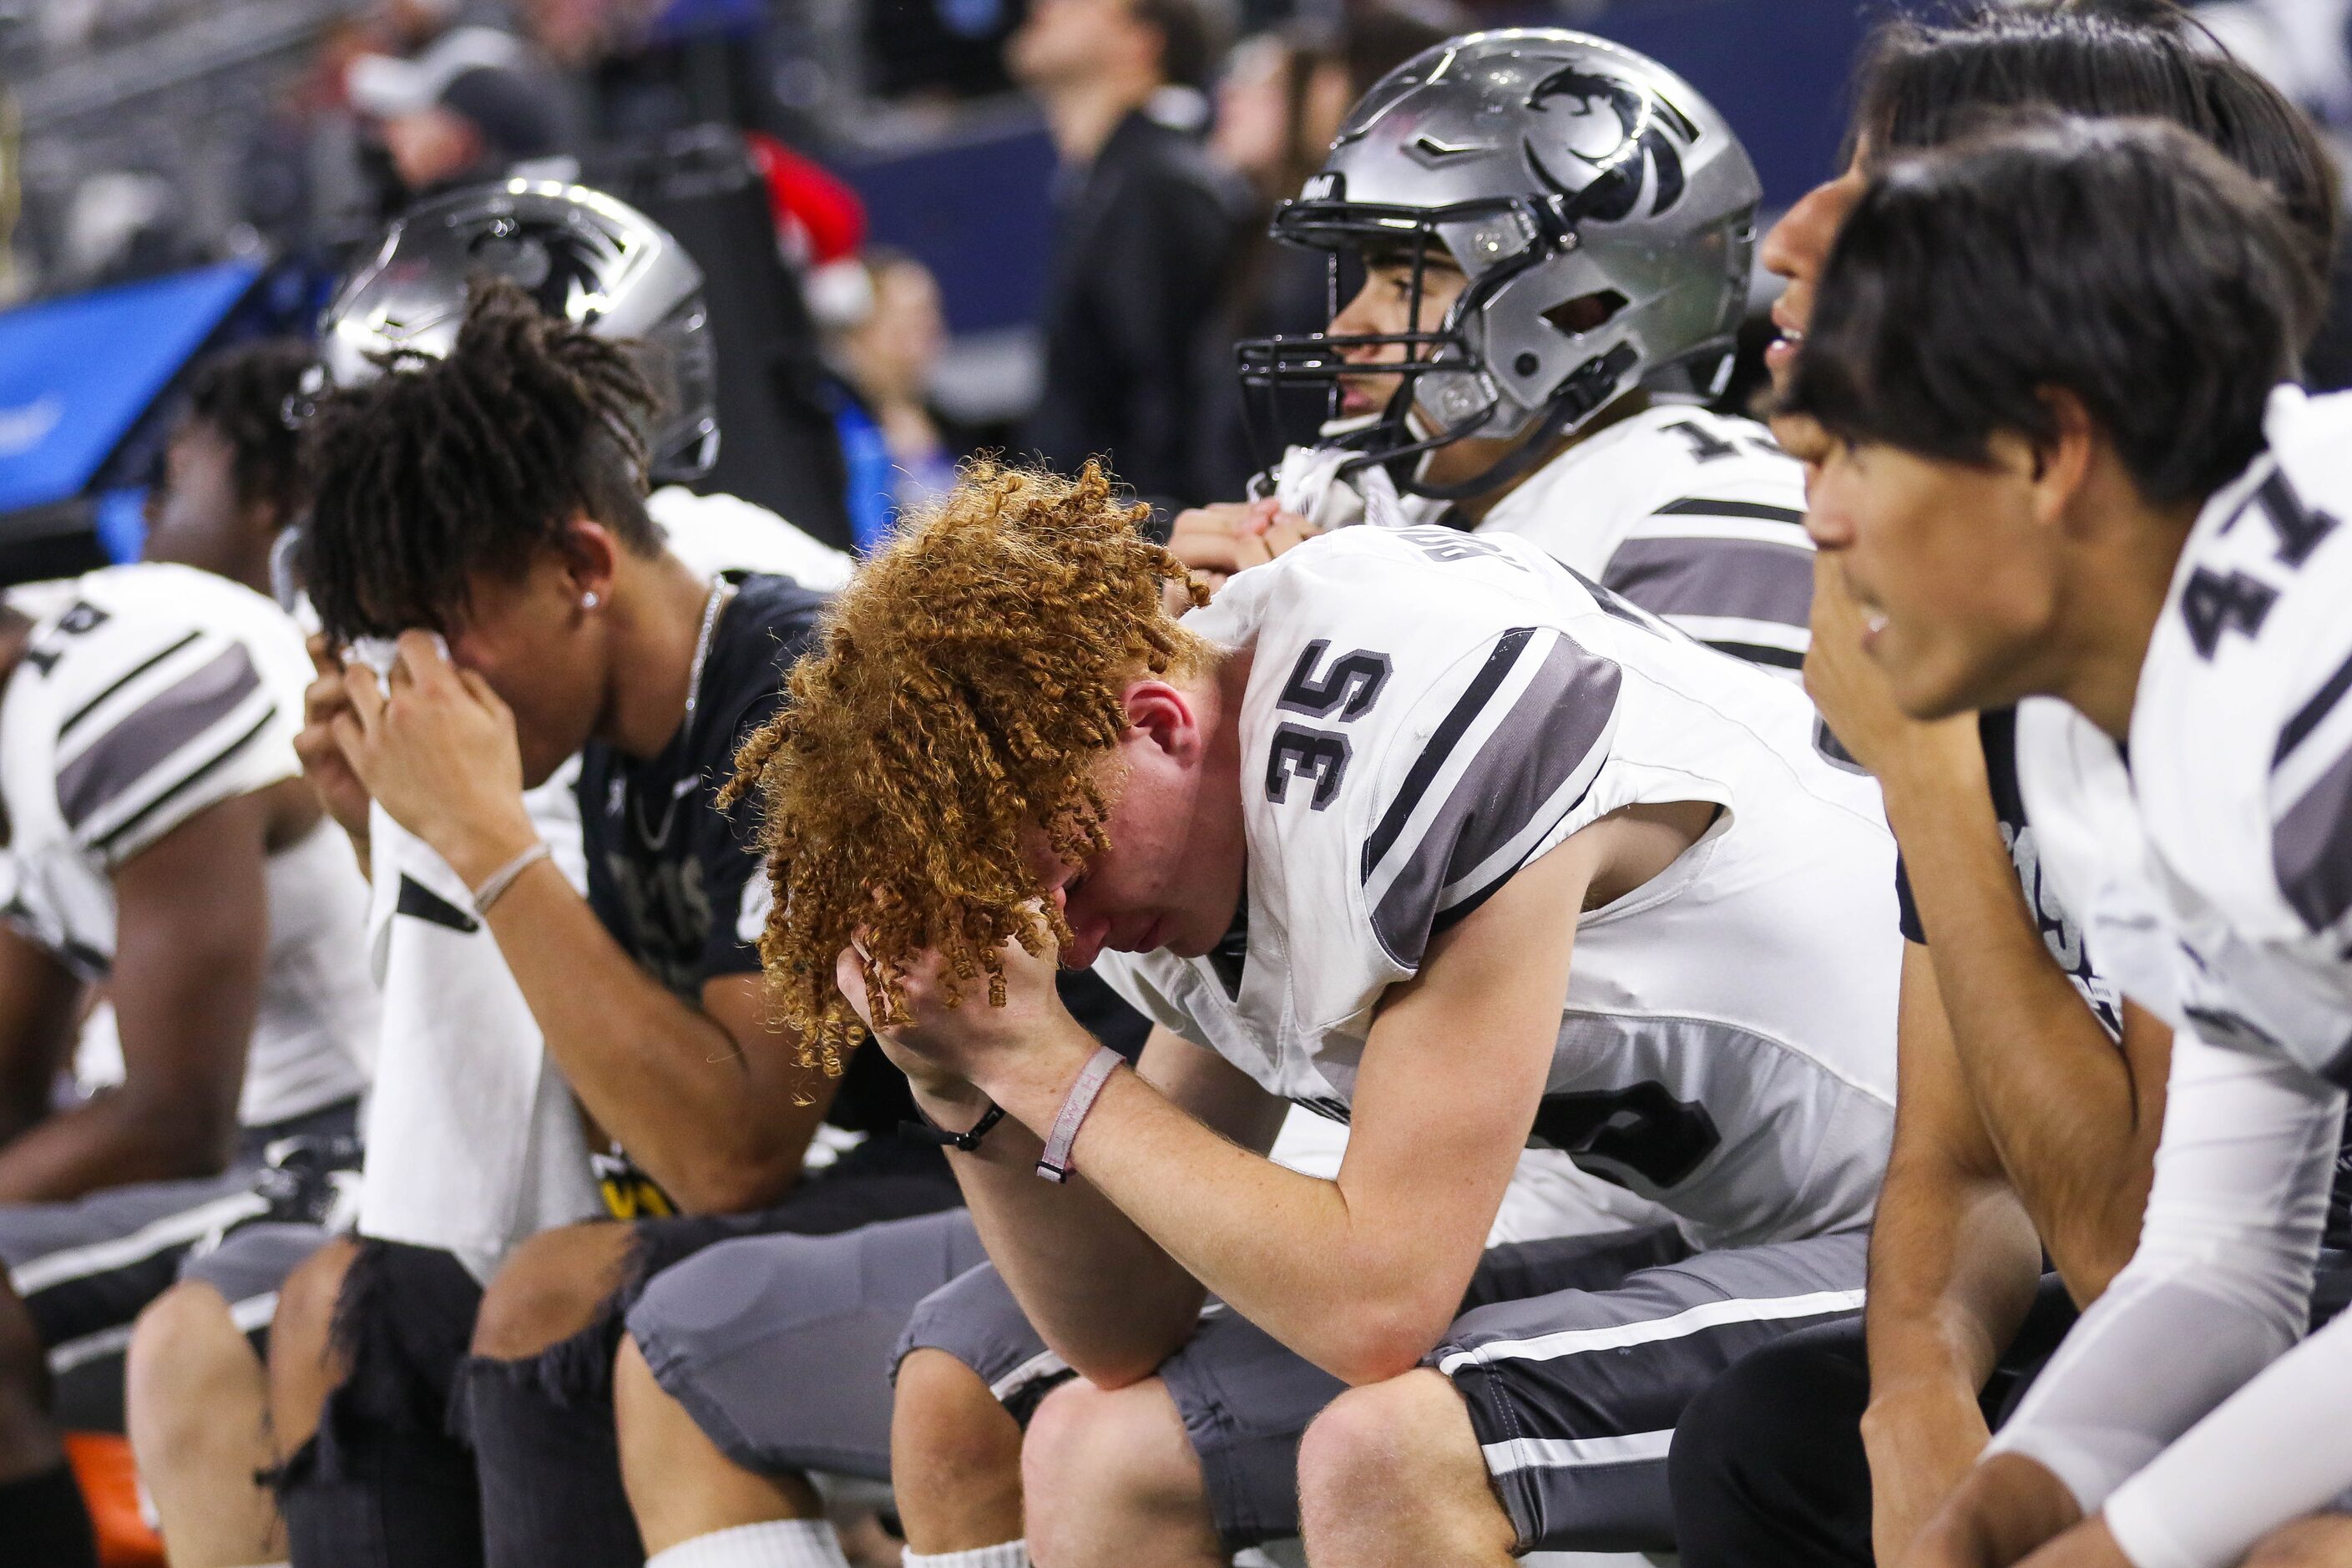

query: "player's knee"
xmin=126 ymin=1282 xmax=247 ymax=1458
xmin=1297 ymin=1371 xmax=1456 ymax=1525
xmin=1672 ymin=1331 xmax=1858 ymax=1501
xmin=612 ymin=1332 xmax=681 ymax=1493
xmin=895 ymin=1346 xmax=1019 ymax=1481
xmin=2243 ymin=1514 xmax=2352 ymax=1568
xmin=470 ymin=1221 xmax=630 ymax=1361
xmin=1022 ymin=1376 xmax=1197 ymax=1551
xmin=267 ymin=1236 xmax=361 ymax=1450
xmin=272 ymin=1235 xmax=358 ymax=1368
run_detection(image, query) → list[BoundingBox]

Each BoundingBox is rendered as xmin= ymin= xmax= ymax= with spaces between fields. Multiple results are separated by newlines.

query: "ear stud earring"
xmin=581 ymin=592 xmax=600 ymax=609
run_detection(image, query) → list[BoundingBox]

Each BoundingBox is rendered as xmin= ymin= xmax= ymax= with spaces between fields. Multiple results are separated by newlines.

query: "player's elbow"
xmin=659 ymin=1144 xmax=801 ymax=1216
xmin=1320 ymin=1292 xmax=1458 ymax=1387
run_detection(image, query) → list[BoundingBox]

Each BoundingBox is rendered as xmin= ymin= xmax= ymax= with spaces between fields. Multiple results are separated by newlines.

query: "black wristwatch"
xmin=901 ymin=1100 xmax=1007 ymax=1153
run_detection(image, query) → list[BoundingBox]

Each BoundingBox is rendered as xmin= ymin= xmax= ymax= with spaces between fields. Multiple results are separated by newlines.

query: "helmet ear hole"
xmin=1544 ymin=289 xmax=1629 ymax=338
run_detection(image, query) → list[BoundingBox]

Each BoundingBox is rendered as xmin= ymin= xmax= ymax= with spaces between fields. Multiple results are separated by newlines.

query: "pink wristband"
xmin=1035 ymin=1045 xmax=1125 ymax=1183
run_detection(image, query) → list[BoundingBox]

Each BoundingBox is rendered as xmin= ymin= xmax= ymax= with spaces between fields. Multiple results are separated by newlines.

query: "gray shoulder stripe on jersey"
xmin=89 ymin=706 xmax=278 ymax=858
xmin=1368 ymin=635 xmax=1620 ymax=968
xmin=2274 ymin=642 xmax=2352 ymax=769
xmin=1601 ymin=537 xmax=1814 ymax=633
xmin=58 ymin=630 xmax=204 ymax=740
xmin=57 ymin=645 xmax=263 ymax=832
xmin=2274 ymin=741 xmax=2352 ymax=932
xmin=1363 ymin=627 xmax=1535 ymax=876
xmin=1651 ymin=498 xmax=1807 ymax=527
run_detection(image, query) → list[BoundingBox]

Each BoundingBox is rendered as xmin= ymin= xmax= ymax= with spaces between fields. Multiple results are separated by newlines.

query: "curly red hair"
xmin=726 ymin=461 xmax=1212 ymax=1070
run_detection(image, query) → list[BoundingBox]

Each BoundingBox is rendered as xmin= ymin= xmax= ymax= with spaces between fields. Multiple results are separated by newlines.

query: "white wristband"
xmin=1035 ymin=1045 xmax=1124 ymax=1183
xmin=470 ymin=842 xmax=552 ymax=917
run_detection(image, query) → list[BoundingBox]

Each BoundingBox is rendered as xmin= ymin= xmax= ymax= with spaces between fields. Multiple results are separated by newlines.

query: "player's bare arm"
xmin=848 ymin=806 xmax=1709 ymax=1386
xmin=0 ymin=784 xmax=293 ymax=1200
xmin=1863 ymin=945 xmax=2044 ymax=1565
xmin=892 ymin=1022 xmax=1285 ymax=1384
xmin=1808 ymin=557 xmax=2167 ymax=1302
xmin=0 ymin=925 xmax=78 ymax=1151
xmin=331 ymin=629 xmax=831 ymax=1214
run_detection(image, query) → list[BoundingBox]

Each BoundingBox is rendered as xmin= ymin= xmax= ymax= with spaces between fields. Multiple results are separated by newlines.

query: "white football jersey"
xmin=1276 ymin=404 xmax=1815 ymax=675
xmin=1990 ymin=388 xmax=2352 ymax=1568
xmin=1095 ymin=528 xmax=1899 ymax=1248
xmin=2120 ymin=387 xmax=2352 ymax=1084
xmin=0 ymin=564 xmax=375 ymax=1125
xmin=1478 ymin=404 xmax=1815 ymax=674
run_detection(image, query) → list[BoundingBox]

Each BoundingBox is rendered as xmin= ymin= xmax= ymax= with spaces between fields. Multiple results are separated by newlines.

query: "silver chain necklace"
xmin=632 ymin=578 xmax=736 ymax=852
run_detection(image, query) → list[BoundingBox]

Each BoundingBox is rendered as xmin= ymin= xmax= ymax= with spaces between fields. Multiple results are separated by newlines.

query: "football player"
xmin=1664 ymin=8 xmax=2352 ymax=1565
xmin=1784 ymin=114 xmax=2352 ymax=1568
xmin=656 ymin=458 xmax=1903 ymax=1568
xmin=0 ymin=334 xmax=383 ymax=1565
xmin=1174 ymin=28 xmax=1816 ymax=680
xmin=0 ymin=553 xmax=376 ymax=1565
xmin=219 ymin=274 xmax=962 ymax=1568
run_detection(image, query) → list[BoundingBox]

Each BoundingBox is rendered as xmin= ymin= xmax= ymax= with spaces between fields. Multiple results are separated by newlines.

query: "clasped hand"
xmin=295 ymin=630 xmax=536 ymax=885
xmin=834 ymin=908 xmax=1074 ymax=1100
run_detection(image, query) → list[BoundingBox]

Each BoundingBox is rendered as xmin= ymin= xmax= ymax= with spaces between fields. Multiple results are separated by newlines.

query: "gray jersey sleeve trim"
xmin=1599 ymin=536 xmax=1814 ymax=639
xmin=57 ymin=644 xmax=264 ymax=839
xmin=1366 ymin=632 xmax=1620 ymax=968
xmin=2274 ymin=742 xmax=2352 ymax=933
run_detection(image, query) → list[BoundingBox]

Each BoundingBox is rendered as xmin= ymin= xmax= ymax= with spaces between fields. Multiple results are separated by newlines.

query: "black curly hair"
xmin=298 ymin=275 xmax=663 ymax=642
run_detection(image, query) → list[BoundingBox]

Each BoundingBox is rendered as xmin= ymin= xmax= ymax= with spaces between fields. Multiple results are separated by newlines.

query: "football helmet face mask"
xmin=313 ymin=179 xmax=718 ymax=483
xmin=1237 ymin=30 xmax=1763 ymax=500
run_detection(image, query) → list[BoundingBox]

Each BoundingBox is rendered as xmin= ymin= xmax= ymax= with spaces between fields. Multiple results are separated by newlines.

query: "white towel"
xmin=1267 ymin=443 xmax=1411 ymax=534
xmin=355 ymin=771 xmax=601 ymax=1283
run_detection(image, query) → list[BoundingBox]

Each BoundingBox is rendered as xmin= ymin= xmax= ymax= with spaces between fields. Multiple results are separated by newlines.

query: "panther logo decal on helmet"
xmin=1523 ymin=66 xmax=1702 ymax=224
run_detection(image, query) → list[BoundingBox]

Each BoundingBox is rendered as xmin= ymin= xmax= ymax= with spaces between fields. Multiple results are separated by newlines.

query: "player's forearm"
xmin=1864 ymin=1153 xmax=2041 ymax=1410
xmin=977 ymin=1036 xmax=1473 ymax=1386
xmin=0 ymin=1086 xmax=236 ymax=1200
xmin=914 ymin=1075 xmax=1207 ymax=1387
xmin=1882 ymin=766 xmax=2151 ymax=1302
xmin=484 ymin=868 xmax=806 ymax=1211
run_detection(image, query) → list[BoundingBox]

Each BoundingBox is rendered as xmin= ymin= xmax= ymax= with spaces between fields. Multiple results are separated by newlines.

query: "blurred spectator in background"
xmin=517 ymin=0 xmax=776 ymax=144
xmin=1009 ymin=0 xmax=1247 ymax=508
xmin=1194 ymin=0 xmax=1460 ymax=497
xmin=826 ymin=247 xmax=983 ymax=551
xmin=346 ymin=15 xmax=580 ymax=197
xmin=863 ymin=0 xmax=1029 ymax=103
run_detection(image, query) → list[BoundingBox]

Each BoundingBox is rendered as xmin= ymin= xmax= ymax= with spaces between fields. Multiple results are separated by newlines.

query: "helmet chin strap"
xmin=1370 ymin=342 xmax=1641 ymax=506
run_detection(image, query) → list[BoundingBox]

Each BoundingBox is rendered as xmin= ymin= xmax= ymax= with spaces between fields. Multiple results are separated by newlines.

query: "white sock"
xmin=900 ymin=1543 xmax=1032 ymax=1568
xmin=645 ymin=1520 xmax=853 ymax=1568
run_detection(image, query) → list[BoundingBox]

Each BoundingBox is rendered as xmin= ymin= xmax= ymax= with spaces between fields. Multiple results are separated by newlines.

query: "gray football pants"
xmin=626 ymin=1210 xmax=1867 ymax=1554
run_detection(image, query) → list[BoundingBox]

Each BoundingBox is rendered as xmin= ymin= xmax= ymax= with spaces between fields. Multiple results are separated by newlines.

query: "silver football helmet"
xmin=1237 ymin=29 xmax=1762 ymax=499
xmin=316 ymin=179 xmax=718 ymax=481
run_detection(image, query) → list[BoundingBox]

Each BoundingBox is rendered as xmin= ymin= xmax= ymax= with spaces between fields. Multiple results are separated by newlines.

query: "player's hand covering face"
xmin=835 ymin=901 xmax=1070 ymax=1092
xmin=330 ymin=630 xmax=537 ymax=883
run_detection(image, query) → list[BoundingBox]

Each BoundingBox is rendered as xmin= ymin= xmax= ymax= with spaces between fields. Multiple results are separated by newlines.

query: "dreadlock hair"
xmin=298 ymin=275 xmax=661 ymax=643
xmin=724 ymin=459 xmax=1212 ymax=1070
xmin=181 ymin=339 xmax=316 ymax=518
